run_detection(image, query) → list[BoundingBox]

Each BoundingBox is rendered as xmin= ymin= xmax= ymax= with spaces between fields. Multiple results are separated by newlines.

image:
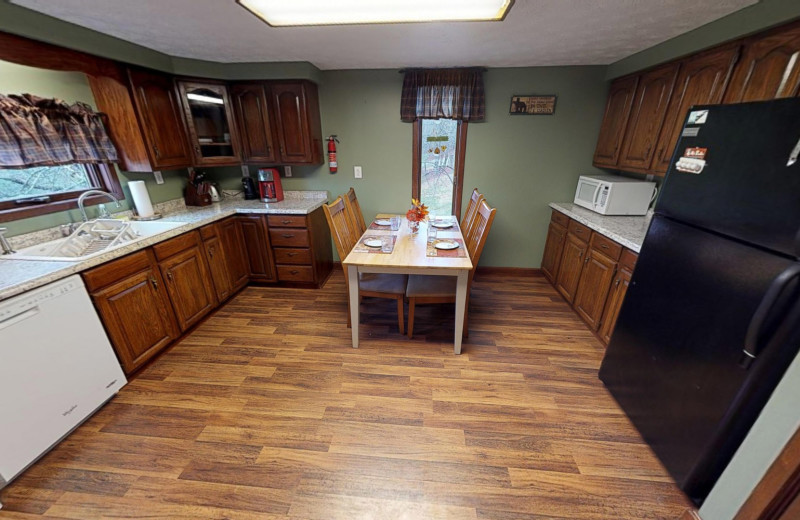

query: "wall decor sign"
xmin=509 ymin=95 xmax=557 ymax=115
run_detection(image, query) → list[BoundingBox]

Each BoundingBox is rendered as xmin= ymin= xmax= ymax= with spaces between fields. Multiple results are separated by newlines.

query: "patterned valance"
xmin=400 ymin=68 xmax=485 ymax=122
xmin=0 ymin=93 xmax=118 ymax=168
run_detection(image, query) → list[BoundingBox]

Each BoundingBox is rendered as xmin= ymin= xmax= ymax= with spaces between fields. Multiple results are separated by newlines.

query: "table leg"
xmin=347 ymin=264 xmax=360 ymax=349
xmin=454 ymin=270 xmax=468 ymax=354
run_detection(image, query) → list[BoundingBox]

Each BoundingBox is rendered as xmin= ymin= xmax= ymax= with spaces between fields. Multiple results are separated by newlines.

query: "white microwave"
xmin=573 ymin=175 xmax=657 ymax=216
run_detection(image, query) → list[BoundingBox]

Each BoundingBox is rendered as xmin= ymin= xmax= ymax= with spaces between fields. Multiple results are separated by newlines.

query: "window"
xmin=412 ymin=118 xmax=467 ymax=218
xmin=0 ymin=163 xmax=122 ymax=222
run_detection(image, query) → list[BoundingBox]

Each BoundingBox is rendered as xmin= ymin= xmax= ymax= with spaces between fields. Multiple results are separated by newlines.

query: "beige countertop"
xmin=549 ymin=202 xmax=652 ymax=253
xmin=0 ymin=191 xmax=328 ymax=302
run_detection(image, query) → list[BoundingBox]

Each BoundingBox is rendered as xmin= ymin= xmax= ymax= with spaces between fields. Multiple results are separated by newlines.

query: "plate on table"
xmin=431 ymin=220 xmax=454 ymax=229
xmin=434 ymin=240 xmax=460 ymax=250
xmin=374 ymin=219 xmax=392 ymax=226
xmin=363 ymin=238 xmax=383 ymax=248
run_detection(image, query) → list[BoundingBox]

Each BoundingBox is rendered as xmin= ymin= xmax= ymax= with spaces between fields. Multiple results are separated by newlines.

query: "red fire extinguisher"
xmin=327 ymin=135 xmax=339 ymax=174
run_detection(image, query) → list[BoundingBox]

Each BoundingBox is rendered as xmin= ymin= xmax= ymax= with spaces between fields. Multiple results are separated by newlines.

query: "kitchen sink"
xmin=3 ymin=219 xmax=185 ymax=262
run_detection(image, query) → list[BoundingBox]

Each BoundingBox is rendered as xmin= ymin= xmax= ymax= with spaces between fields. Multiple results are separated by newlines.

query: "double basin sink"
xmin=3 ymin=219 xmax=185 ymax=262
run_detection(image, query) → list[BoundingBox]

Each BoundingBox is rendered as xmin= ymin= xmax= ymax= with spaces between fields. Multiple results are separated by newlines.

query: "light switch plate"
xmin=241 ymin=165 xmax=250 ymax=177
xmin=153 ymin=171 xmax=164 ymax=184
xmin=284 ymin=166 xmax=292 ymax=177
xmin=354 ymin=166 xmax=363 ymax=179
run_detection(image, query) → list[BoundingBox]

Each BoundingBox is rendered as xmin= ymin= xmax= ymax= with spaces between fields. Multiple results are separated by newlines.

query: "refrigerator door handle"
xmin=741 ymin=263 xmax=800 ymax=368
xmin=787 ymin=135 xmax=800 ymax=167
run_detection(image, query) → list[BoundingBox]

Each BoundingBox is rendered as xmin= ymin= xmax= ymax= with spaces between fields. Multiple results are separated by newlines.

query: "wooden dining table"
xmin=342 ymin=215 xmax=473 ymax=354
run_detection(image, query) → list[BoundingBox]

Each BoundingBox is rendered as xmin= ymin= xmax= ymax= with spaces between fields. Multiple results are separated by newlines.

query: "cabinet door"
xmin=128 ymin=68 xmax=193 ymax=170
xmin=220 ymin=217 xmax=249 ymax=291
xmin=91 ymin=267 xmax=179 ymax=374
xmin=592 ymin=75 xmax=639 ymax=168
xmin=159 ymin=246 xmax=217 ymax=331
xmin=574 ymin=250 xmax=617 ymax=331
xmin=237 ymin=215 xmax=277 ymax=283
xmin=651 ymin=46 xmax=739 ymax=175
xmin=541 ymin=221 xmax=567 ymax=283
xmin=618 ymin=63 xmax=680 ymax=172
xmin=599 ymin=268 xmax=633 ymax=345
xmin=272 ymin=82 xmax=313 ymax=163
xmin=203 ymin=234 xmax=232 ymax=302
xmin=554 ymin=233 xmax=588 ymax=304
xmin=724 ymin=22 xmax=800 ymax=103
xmin=231 ymin=83 xmax=279 ymax=164
xmin=178 ymin=81 xmax=241 ymax=166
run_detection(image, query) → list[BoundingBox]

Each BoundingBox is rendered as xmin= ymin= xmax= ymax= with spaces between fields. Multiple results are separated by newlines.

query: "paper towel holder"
xmin=131 ymin=212 xmax=163 ymax=221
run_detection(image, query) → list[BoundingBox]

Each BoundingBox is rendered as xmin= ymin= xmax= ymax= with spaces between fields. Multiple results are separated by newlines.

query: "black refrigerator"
xmin=598 ymin=98 xmax=800 ymax=505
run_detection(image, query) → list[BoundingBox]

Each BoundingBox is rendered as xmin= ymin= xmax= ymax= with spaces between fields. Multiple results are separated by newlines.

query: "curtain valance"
xmin=400 ymin=68 xmax=485 ymax=122
xmin=0 ymin=93 xmax=118 ymax=169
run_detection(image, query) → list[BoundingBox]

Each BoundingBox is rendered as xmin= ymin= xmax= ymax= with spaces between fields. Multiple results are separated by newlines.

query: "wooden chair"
xmin=406 ymin=199 xmax=496 ymax=339
xmin=343 ymin=187 xmax=367 ymax=235
xmin=460 ymin=188 xmax=484 ymax=241
xmin=323 ymin=196 xmax=407 ymax=334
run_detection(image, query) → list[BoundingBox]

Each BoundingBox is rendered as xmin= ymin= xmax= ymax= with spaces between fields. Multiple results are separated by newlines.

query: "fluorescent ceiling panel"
xmin=237 ymin=0 xmax=514 ymax=26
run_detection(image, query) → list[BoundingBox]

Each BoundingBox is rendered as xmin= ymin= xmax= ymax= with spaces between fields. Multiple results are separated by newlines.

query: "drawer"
xmin=199 ymin=222 xmax=218 ymax=240
xmin=590 ymin=233 xmax=623 ymax=261
xmin=567 ymin=219 xmax=591 ymax=243
xmin=269 ymin=228 xmax=310 ymax=247
xmin=619 ymin=248 xmax=639 ymax=272
xmin=277 ymin=265 xmax=315 ymax=282
xmin=83 ymin=249 xmax=153 ymax=292
xmin=551 ymin=210 xmax=570 ymax=228
xmin=273 ymin=248 xmax=312 ymax=265
xmin=267 ymin=215 xmax=307 ymax=228
xmin=153 ymin=230 xmax=201 ymax=261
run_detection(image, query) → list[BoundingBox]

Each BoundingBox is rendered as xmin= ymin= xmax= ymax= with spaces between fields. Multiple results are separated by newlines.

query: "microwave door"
xmin=575 ymin=179 xmax=599 ymax=210
xmin=592 ymin=184 xmax=603 ymax=212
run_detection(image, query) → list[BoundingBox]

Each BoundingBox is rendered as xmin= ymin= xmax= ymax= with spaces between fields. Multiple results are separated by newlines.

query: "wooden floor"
xmin=0 ymin=270 xmax=691 ymax=519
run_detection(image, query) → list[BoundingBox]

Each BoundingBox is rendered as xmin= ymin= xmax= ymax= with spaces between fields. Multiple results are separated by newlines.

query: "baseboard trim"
xmin=333 ymin=261 xmax=541 ymax=277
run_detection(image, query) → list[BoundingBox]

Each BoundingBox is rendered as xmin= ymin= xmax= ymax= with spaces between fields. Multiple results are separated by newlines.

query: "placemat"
xmin=352 ymin=235 xmax=397 ymax=254
xmin=368 ymin=221 xmax=393 ymax=230
xmin=429 ymin=219 xmax=460 ymax=232
xmin=426 ymin=238 xmax=468 ymax=258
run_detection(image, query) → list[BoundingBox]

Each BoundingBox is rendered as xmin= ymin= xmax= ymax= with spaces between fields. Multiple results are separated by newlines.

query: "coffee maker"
xmin=257 ymin=168 xmax=284 ymax=203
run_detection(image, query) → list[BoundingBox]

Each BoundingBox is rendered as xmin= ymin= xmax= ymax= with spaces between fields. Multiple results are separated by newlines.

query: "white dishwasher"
xmin=0 ymin=275 xmax=126 ymax=498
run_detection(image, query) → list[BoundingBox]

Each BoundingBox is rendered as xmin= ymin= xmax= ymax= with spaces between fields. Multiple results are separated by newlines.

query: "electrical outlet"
xmin=646 ymin=174 xmax=655 ymax=182
xmin=241 ymin=165 xmax=250 ymax=177
xmin=284 ymin=166 xmax=292 ymax=177
xmin=153 ymin=170 xmax=164 ymax=184
xmin=354 ymin=166 xmax=363 ymax=179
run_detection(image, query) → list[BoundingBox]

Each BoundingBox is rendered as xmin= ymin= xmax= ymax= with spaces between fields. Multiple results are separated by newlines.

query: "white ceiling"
xmin=11 ymin=0 xmax=758 ymax=70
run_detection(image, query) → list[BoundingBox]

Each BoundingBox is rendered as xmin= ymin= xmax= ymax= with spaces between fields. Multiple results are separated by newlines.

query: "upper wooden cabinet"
xmin=592 ymin=75 xmax=639 ymax=168
xmin=651 ymin=46 xmax=739 ymax=174
xmin=178 ymin=81 xmax=242 ymax=166
xmin=271 ymin=81 xmax=323 ymax=165
xmin=127 ymin=67 xmax=193 ymax=170
xmin=617 ymin=63 xmax=680 ymax=172
xmin=230 ymin=83 xmax=279 ymax=164
xmin=724 ymin=22 xmax=800 ymax=103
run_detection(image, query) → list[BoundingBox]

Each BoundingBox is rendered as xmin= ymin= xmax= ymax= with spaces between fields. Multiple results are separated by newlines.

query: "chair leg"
xmin=407 ymin=298 xmax=415 ymax=338
xmin=397 ymin=297 xmax=405 ymax=335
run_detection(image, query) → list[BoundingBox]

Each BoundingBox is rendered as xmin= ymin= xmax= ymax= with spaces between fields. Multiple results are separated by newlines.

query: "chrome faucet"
xmin=77 ymin=190 xmax=121 ymax=222
xmin=0 ymin=228 xmax=15 ymax=255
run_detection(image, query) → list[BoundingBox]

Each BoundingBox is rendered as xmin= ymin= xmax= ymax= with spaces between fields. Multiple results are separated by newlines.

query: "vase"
xmin=408 ymin=220 xmax=420 ymax=235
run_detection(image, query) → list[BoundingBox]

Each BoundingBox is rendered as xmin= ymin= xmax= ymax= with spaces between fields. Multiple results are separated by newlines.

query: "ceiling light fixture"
xmin=236 ymin=0 xmax=514 ymax=27
xmin=187 ymin=93 xmax=224 ymax=105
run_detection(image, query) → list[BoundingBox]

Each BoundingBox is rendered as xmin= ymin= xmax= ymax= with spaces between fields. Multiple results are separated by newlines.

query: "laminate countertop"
xmin=549 ymin=202 xmax=652 ymax=253
xmin=0 ymin=191 xmax=328 ymax=302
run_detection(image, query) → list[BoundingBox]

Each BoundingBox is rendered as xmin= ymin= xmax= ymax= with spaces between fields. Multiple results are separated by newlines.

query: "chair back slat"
xmin=461 ymin=188 xmax=485 ymax=240
xmin=323 ymin=196 xmax=359 ymax=264
xmin=464 ymin=199 xmax=496 ymax=284
xmin=343 ymin=187 xmax=367 ymax=235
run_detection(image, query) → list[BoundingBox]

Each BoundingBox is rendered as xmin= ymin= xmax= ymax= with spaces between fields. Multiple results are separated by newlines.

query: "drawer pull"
xmin=282 ymin=234 xmax=294 ymax=239
xmin=287 ymin=252 xmax=296 ymax=257
xmin=281 ymin=220 xmax=291 ymax=224
xmin=600 ymin=244 xmax=608 ymax=249
xmin=290 ymin=270 xmax=299 ymax=275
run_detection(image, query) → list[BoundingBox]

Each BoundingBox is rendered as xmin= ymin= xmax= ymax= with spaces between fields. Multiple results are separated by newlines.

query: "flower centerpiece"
xmin=406 ymin=198 xmax=429 ymax=235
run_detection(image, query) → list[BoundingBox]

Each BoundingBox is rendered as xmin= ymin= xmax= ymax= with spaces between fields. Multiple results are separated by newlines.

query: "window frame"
xmin=412 ymin=118 xmax=468 ymax=219
xmin=0 ymin=163 xmax=124 ymax=222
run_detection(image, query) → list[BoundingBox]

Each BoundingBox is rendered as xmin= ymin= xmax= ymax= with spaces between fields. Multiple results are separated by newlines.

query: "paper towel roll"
xmin=129 ymin=180 xmax=154 ymax=218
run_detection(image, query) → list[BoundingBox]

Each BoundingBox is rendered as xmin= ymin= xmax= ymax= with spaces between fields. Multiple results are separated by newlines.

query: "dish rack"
xmin=51 ymin=220 xmax=138 ymax=258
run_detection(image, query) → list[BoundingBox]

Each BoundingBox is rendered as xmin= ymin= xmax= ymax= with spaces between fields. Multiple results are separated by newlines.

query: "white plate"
xmin=431 ymin=221 xmax=454 ymax=229
xmin=374 ymin=219 xmax=392 ymax=226
xmin=363 ymin=238 xmax=383 ymax=248
xmin=434 ymin=240 xmax=460 ymax=250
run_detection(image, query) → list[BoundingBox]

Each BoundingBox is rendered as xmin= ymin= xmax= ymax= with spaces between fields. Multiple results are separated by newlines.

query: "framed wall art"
xmin=509 ymin=95 xmax=557 ymax=115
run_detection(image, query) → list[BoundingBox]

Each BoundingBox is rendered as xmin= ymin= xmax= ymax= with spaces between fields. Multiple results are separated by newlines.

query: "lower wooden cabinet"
xmin=237 ymin=215 xmax=278 ymax=283
xmin=267 ymin=208 xmax=333 ymax=287
xmin=218 ymin=217 xmax=249 ymax=292
xmin=157 ymin=238 xmax=217 ymax=331
xmin=83 ymin=250 xmax=180 ymax=374
xmin=542 ymin=210 xmax=639 ymax=344
xmin=200 ymin=223 xmax=233 ymax=302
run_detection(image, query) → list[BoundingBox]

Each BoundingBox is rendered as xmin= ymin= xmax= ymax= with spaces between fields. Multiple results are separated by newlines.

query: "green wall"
xmin=607 ymin=0 xmax=800 ymax=78
xmin=0 ymin=60 xmax=189 ymax=235
xmin=206 ymin=67 xmax=608 ymax=266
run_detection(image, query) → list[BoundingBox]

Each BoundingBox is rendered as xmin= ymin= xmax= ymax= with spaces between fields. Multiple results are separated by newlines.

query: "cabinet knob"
xmin=209 ymin=246 xmax=214 ymax=258
xmin=153 ymin=145 xmax=160 ymax=158
xmin=195 ymin=145 xmax=201 ymax=153
xmin=584 ymin=256 xmax=590 ymax=264
xmin=615 ymin=278 xmax=621 ymax=286
xmin=150 ymin=277 xmax=158 ymax=290
xmin=167 ymin=271 xmax=174 ymax=281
